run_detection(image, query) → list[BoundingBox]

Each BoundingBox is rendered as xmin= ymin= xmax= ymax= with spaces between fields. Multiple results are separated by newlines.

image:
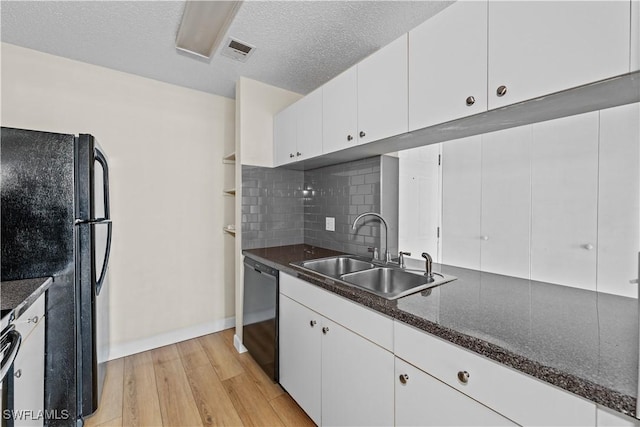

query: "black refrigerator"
xmin=1 ymin=127 xmax=113 ymax=426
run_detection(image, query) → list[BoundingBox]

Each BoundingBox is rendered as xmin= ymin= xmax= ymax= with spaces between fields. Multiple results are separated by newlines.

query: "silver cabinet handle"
xmin=466 ymin=96 xmax=476 ymax=106
xmin=359 ymin=131 xmax=366 ymax=138
xmin=289 ymin=153 xmax=294 ymax=158
xmin=28 ymin=316 xmax=39 ymax=324
xmin=399 ymin=374 xmax=409 ymax=384
xmin=322 ymin=327 xmax=329 ymax=334
xmin=497 ymin=85 xmax=507 ymax=97
xmin=347 ymin=135 xmax=353 ymax=141
xmin=457 ymin=370 xmax=470 ymax=384
xmin=309 ymin=320 xmax=317 ymax=327
xmin=630 ymin=279 xmax=638 ymax=284
xmin=14 ymin=369 xmax=22 ymax=379
xmin=481 ymin=236 xmax=489 ymax=241
xmin=582 ymin=243 xmax=594 ymax=251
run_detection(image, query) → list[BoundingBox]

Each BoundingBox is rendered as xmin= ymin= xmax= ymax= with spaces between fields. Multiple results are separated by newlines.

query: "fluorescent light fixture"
xmin=176 ymin=1 xmax=242 ymax=60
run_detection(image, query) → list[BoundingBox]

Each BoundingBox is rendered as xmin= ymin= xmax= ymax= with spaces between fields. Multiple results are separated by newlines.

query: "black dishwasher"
xmin=243 ymin=256 xmax=279 ymax=381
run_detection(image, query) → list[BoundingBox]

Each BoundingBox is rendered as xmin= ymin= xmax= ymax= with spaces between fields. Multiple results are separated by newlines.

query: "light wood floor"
xmin=84 ymin=328 xmax=314 ymax=427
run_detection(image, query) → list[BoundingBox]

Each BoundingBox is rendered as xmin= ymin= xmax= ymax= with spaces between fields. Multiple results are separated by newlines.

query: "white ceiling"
xmin=1 ymin=1 xmax=453 ymax=99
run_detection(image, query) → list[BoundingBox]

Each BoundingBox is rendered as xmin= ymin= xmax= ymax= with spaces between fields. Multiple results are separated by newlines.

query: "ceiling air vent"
xmin=221 ymin=38 xmax=255 ymax=63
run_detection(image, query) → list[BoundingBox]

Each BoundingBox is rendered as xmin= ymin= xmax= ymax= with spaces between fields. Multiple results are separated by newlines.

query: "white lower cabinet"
xmin=279 ymin=274 xmax=394 ymax=426
xmin=279 ymin=294 xmax=322 ymax=425
xmin=280 ymin=273 xmax=607 ymax=426
xmin=394 ymin=321 xmax=596 ymax=427
xmin=321 ymin=318 xmax=394 ymax=427
xmin=13 ymin=295 xmax=46 ymax=427
xmin=395 ymin=358 xmax=515 ymax=426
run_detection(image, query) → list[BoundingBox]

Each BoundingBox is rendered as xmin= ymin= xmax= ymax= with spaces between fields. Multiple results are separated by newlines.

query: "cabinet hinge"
xmin=438 ymin=154 xmax=441 ymax=166
xmin=437 ymin=227 xmax=440 ymax=238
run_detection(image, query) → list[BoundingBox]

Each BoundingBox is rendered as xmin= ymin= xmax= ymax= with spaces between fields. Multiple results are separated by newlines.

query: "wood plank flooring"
xmin=85 ymin=329 xmax=314 ymax=427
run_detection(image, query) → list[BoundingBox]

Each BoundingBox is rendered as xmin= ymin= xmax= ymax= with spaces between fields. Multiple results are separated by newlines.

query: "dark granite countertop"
xmin=244 ymin=244 xmax=639 ymax=418
xmin=1 ymin=277 xmax=53 ymax=323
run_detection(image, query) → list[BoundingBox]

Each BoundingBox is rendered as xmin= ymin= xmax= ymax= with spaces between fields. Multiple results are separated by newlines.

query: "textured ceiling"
xmin=1 ymin=1 xmax=453 ymax=99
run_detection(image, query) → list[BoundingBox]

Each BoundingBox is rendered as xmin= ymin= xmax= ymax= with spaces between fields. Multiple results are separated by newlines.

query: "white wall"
xmin=236 ymin=77 xmax=301 ymax=168
xmin=1 ymin=43 xmax=236 ymax=359
xmin=234 ymin=77 xmax=301 ymax=350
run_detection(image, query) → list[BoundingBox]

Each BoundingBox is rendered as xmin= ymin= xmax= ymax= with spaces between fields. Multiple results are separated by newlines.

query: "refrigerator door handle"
xmin=94 ymin=147 xmax=112 ymax=296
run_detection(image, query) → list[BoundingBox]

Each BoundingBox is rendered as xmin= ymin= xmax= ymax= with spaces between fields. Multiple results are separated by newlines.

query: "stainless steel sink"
xmin=299 ymin=257 xmax=374 ymax=277
xmin=293 ymin=255 xmax=456 ymax=300
xmin=341 ymin=268 xmax=453 ymax=299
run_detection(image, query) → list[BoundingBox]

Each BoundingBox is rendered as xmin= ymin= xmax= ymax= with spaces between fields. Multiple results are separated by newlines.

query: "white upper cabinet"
xmin=409 ymin=1 xmax=488 ymax=131
xmin=273 ymin=87 xmax=323 ymax=166
xmin=273 ymin=103 xmax=298 ymax=167
xmin=322 ymin=66 xmax=358 ymax=154
xmin=530 ymin=112 xmax=600 ymax=290
xmin=488 ymin=1 xmax=631 ymax=109
xmin=296 ymin=87 xmax=323 ymax=160
xmin=357 ymin=34 xmax=408 ymax=145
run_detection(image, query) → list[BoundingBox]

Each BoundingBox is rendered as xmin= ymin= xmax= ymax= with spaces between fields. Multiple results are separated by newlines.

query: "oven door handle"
xmin=1 ymin=328 xmax=22 ymax=381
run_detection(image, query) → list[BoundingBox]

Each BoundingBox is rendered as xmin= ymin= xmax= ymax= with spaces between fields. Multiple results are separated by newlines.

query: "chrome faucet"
xmin=352 ymin=212 xmax=391 ymax=263
xmin=422 ymin=252 xmax=433 ymax=281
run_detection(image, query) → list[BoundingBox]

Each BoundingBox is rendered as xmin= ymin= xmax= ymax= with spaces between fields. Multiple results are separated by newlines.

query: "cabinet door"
xmin=488 ymin=1 xmax=630 ymax=109
xmin=409 ymin=1 xmax=487 ymax=131
xmin=441 ymin=135 xmax=482 ymax=270
xmin=13 ymin=318 xmax=45 ymax=427
xmin=273 ymin=103 xmax=297 ymax=167
xmin=597 ymin=103 xmax=640 ymax=297
xmin=530 ymin=112 xmax=599 ymax=290
xmin=480 ymin=126 xmax=532 ymax=279
xmin=278 ymin=294 xmax=321 ymax=425
xmin=321 ymin=318 xmax=394 ymax=427
xmin=395 ymin=358 xmax=516 ymax=427
xmin=323 ymin=67 xmax=358 ymax=154
xmin=296 ymin=87 xmax=323 ymax=160
xmin=357 ymin=34 xmax=408 ymax=145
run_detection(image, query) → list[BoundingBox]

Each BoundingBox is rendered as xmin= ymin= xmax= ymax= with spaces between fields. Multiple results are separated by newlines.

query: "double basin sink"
xmin=292 ymin=255 xmax=456 ymax=300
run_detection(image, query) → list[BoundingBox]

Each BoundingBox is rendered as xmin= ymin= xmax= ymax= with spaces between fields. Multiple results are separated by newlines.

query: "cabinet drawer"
xmin=394 ymin=321 xmax=596 ymax=426
xmin=280 ymin=273 xmax=393 ymax=351
xmin=14 ymin=295 xmax=45 ymax=342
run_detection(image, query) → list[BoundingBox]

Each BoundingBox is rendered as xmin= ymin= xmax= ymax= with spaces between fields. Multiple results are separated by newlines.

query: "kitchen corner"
xmin=1 ymin=278 xmax=52 ymax=323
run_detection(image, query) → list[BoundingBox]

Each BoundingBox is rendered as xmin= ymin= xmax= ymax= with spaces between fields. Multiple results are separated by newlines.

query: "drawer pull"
xmin=322 ymin=327 xmax=329 ymax=335
xmin=14 ymin=369 xmax=22 ymax=379
xmin=28 ymin=316 xmax=39 ymax=324
xmin=309 ymin=320 xmax=317 ymax=327
xmin=496 ymin=85 xmax=507 ymax=97
xmin=466 ymin=96 xmax=476 ymax=106
xmin=457 ymin=370 xmax=470 ymax=384
xmin=399 ymin=374 xmax=409 ymax=384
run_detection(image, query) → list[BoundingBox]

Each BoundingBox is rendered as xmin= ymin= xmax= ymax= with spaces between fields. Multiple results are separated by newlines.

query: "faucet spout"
xmin=352 ymin=212 xmax=390 ymax=262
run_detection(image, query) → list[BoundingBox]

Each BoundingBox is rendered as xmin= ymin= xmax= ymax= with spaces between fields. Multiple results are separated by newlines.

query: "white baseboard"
xmin=234 ymin=333 xmax=248 ymax=353
xmin=107 ymin=316 xmax=236 ymax=361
